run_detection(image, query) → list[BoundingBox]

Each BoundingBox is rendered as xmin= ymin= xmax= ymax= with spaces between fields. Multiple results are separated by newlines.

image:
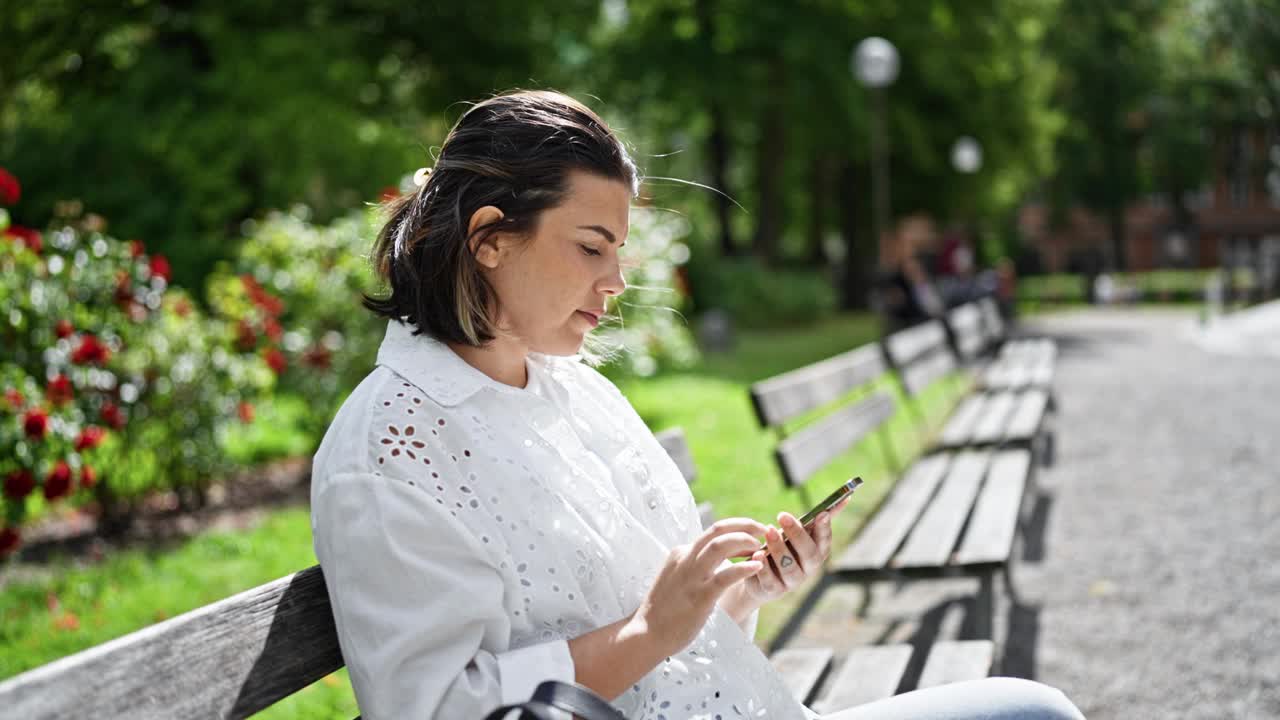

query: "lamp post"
xmin=852 ymin=37 xmax=900 ymax=267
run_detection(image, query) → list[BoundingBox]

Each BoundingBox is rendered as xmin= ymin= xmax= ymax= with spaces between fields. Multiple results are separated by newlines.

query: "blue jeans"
xmin=820 ymin=678 xmax=1085 ymax=720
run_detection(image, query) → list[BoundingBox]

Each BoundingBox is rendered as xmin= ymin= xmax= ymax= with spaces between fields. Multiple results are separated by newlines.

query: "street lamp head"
xmin=951 ymin=136 xmax=983 ymax=174
xmin=852 ymin=37 xmax=900 ymax=88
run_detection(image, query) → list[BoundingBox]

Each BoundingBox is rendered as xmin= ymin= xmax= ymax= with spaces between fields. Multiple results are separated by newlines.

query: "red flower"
xmin=4 ymin=469 xmax=35 ymax=500
xmin=149 ymin=254 xmax=171 ymax=282
xmin=128 ymin=240 xmax=146 ymax=258
xmin=303 ymin=344 xmax=332 ymax=370
xmin=0 ymin=527 xmax=19 ymax=559
xmin=70 ymin=335 xmax=111 ymax=366
xmin=22 ymin=410 xmax=48 ymax=440
xmin=114 ymin=271 xmax=133 ymax=307
xmin=263 ymin=317 xmax=283 ymax=342
xmin=47 ymin=374 xmax=73 ymax=405
xmin=74 ymin=426 xmax=106 ymax=452
xmin=0 ymin=168 xmax=19 ymax=206
xmin=100 ymin=402 xmax=126 ymax=430
xmin=4 ymin=388 xmax=23 ymax=411
xmin=79 ymin=465 xmax=97 ymax=489
xmin=237 ymin=401 xmax=255 ymax=423
xmin=55 ymin=319 xmax=74 ymax=339
xmin=236 ymin=319 xmax=257 ymax=351
xmin=379 ymin=186 xmax=401 ymax=201
xmin=5 ymin=225 xmax=42 ymax=254
xmin=44 ymin=461 xmax=73 ymax=501
xmin=263 ymin=347 xmax=287 ymax=375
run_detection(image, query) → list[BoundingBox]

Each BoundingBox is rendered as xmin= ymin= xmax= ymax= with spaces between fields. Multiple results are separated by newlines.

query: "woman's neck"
xmin=446 ymin=334 xmax=530 ymax=389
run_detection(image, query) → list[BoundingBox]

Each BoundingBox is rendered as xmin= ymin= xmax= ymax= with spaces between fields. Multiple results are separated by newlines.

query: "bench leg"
xmin=962 ymin=569 xmax=997 ymax=643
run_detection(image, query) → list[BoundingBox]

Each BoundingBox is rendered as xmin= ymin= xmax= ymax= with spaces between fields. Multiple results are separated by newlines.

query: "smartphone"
xmin=761 ymin=477 xmax=863 ymax=550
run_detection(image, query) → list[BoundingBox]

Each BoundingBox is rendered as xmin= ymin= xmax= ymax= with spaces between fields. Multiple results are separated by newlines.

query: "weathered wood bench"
xmin=973 ymin=297 xmax=1058 ymax=395
xmin=0 ymin=428 xmax=844 ymax=718
xmin=747 ymin=344 xmax=1006 ymax=707
xmin=0 ymin=562 xmax=348 ymax=719
xmin=896 ymin=314 xmax=1054 ymax=460
xmin=660 ymin=424 xmax=994 ymax=711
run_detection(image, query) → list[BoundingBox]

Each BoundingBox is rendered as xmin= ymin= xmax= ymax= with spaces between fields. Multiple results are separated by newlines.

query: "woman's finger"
xmin=764 ymin=525 xmax=804 ymax=585
xmin=751 ymin=549 xmax=784 ymax=594
xmin=711 ymin=559 xmax=764 ymax=592
xmin=695 ymin=533 xmax=765 ymax=575
xmin=691 ymin=518 xmax=768 ymax=556
xmin=777 ymin=512 xmax=821 ymax=570
xmin=813 ymin=512 xmax=834 ymax=560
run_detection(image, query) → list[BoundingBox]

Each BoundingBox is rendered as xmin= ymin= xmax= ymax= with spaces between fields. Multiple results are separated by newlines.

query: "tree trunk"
xmin=752 ymin=57 xmax=786 ymax=263
xmin=807 ymin=153 xmax=830 ymax=266
xmin=839 ymin=161 xmax=872 ymax=309
xmin=1107 ymin=202 xmax=1127 ymax=272
xmin=695 ymin=0 xmax=737 ymax=257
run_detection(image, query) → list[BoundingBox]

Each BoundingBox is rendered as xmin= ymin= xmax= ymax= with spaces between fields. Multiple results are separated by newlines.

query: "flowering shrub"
xmin=595 ymin=207 xmax=700 ymax=378
xmin=0 ymin=194 xmax=276 ymax=558
xmin=210 ymin=205 xmax=385 ymax=439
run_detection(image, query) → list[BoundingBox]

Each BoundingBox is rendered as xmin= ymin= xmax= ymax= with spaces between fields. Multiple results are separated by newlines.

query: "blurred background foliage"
xmin=5 ymin=0 xmax=1277 ymax=294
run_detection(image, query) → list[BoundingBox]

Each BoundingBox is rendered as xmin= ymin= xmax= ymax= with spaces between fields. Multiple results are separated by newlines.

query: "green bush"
xmin=594 ymin=208 xmax=700 ymax=378
xmin=1 ymin=205 xmax=277 ymax=558
xmin=687 ymin=256 xmax=837 ymax=329
xmin=208 ymin=206 xmax=384 ymax=441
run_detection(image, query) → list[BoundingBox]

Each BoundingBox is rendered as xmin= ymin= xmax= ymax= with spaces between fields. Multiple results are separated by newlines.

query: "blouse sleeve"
xmin=312 ymin=472 xmax=575 ymax=720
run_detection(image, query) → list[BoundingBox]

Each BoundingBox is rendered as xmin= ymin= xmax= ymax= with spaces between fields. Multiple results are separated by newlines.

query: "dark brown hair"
xmin=363 ymin=90 xmax=640 ymax=344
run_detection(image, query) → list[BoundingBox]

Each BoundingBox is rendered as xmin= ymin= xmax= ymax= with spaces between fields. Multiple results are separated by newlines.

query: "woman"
xmin=310 ymin=90 xmax=1084 ymax=720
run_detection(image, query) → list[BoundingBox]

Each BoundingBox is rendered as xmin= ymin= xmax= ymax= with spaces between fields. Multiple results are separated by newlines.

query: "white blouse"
xmin=311 ymin=319 xmax=808 ymax=720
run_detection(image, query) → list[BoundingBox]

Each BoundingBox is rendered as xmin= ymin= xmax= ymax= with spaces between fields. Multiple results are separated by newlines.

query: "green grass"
xmin=0 ymin=311 xmax=971 ymax=718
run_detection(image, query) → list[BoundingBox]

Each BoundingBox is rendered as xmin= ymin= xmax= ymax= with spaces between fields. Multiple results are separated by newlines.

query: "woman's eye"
xmin=580 ymin=245 xmax=602 ymax=257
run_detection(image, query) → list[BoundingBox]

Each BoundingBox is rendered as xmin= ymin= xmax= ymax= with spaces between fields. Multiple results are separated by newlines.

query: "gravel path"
xmin=1010 ymin=307 xmax=1280 ymax=719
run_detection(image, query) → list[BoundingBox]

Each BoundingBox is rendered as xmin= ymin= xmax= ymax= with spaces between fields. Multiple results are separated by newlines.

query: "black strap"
xmin=483 ymin=680 xmax=627 ymax=720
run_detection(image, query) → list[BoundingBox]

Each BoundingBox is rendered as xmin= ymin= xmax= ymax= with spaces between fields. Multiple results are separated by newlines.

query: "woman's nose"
xmin=597 ymin=262 xmax=626 ymax=296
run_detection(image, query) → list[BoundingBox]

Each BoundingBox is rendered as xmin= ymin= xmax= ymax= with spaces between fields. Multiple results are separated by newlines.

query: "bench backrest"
xmin=1 ymin=428 xmax=706 ymax=720
xmin=977 ymin=296 xmax=1006 ymax=346
xmin=881 ymin=319 xmax=956 ymax=397
xmin=749 ymin=343 xmax=894 ymax=488
xmin=946 ymin=302 xmax=987 ymax=363
xmin=0 ymin=564 xmax=344 ymax=720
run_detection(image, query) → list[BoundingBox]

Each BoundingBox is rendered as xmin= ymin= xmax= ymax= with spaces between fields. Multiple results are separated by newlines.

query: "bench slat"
xmin=893 ymin=451 xmax=991 ymax=569
xmin=812 ymin=644 xmax=914 ymax=713
xmin=917 ymin=640 xmax=996 ymax=689
xmin=834 ymin=453 xmax=951 ymax=573
xmin=775 ymin=392 xmax=895 ymax=487
xmin=1003 ymin=390 xmax=1049 ymax=442
xmin=901 ymin=350 xmax=956 ymax=397
xmin=655 ymin=427 xmax=697 ymax=484
xmin=0 ymin=565 xmax=342 ymax=720
xmin=750 ymin=344 xmax=886 ymax=427
xmin=769 ymin=647 xmax=834 ymax=705
xmin=939 ymin=395 xmax=989 ymax=447
xmin=970 ymin=392 xmax=1018 ymax=445
xmin=884 ymin=320 xmax=949 ymax=367
xmin=953 ymin=450 xmax=1031 ymax=566
xmin=948 ymin=304 xmax=986 ymax=362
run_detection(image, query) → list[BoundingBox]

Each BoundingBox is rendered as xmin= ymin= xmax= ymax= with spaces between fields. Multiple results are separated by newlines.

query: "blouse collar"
xmin=375 ymin=319 xmax=553 ymax=407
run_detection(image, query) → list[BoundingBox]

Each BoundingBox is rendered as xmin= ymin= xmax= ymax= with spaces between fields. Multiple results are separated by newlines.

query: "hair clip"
xmin=413 ymin=167 xmax=433 ymax=187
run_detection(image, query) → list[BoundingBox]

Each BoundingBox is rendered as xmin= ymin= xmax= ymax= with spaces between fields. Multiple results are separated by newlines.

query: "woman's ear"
xmin=467 ymin=206 xmax=506 ymax=269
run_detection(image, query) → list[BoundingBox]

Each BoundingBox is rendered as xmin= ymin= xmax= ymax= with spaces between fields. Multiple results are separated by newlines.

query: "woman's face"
xmin=485 ymin=170 xmax=630 ymax=356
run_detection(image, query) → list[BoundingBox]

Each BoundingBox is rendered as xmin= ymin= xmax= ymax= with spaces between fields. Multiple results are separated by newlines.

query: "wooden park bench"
xmin=897 ymin=313 xmax=1054 ymax=460
xmin=748 ymin=343 xmax=1009 ymax=709
xmin=0 ymin=428 xmax=871 ymax=718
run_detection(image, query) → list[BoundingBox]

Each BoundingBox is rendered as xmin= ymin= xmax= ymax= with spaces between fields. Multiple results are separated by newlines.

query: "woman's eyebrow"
xmin=577 ymin=224 xmax=622 ymax=246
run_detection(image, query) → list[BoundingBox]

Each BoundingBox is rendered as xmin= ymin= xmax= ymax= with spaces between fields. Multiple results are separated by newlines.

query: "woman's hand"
xmin=728 ymin=497 xmax=852 ymax=615
xmin=629 ymin=518 xmax=768 ymax=657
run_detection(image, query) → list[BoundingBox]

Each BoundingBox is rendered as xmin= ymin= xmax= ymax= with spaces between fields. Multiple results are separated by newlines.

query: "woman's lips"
xmin=576 ymin=310 xmax=600 ymax=328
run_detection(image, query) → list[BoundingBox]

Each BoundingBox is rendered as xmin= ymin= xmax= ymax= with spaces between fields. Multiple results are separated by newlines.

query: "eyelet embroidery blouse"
xmin=311 ymin=319 xmax=808 ymax=720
